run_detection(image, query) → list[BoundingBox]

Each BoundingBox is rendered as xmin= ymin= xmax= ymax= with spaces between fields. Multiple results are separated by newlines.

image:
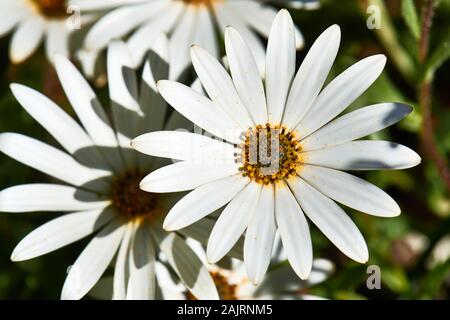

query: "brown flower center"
xmin=238 ymin=124 xmax=302 ymax=185
xmin=112 ymin=171 xmax=161 ymax=222
xmin=185 ymin=272 xmax=238 ymax=300
xmin=31 ymin=0 xmax=67 ymax=18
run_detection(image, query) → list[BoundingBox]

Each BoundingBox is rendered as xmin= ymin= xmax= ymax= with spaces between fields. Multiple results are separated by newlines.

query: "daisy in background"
xmin=71 ymin=0 xmax=317 ymax=79
xmin=172 ymin=237 xmax=334 ymax=300
xmin=132 ymin=9 xmax=421 ymax=285
xmin=0 ymin=0 xmax=94 ymax=64
xmin=0 ymin=35 xmax=221 ymax=300
xmin=91 ymin=237 xmax=334 ymax=300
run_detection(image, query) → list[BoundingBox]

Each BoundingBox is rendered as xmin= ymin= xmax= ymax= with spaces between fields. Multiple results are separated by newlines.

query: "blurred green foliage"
xmin=0 ymin=0 xmax=449 ymax=299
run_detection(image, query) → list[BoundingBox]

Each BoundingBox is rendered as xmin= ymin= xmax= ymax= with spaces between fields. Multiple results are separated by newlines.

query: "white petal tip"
xmin=156 ymin=80 xmax=169 ymax=90
xmin=9 ymin=83 xmax=21 ymax=92
xmin=162 ymin=220 xmax=177 ymax=232
xmin=375 ymin=54 xmax=387 ymax=64
xmin=206 ymin=251 xmax=221 ymax=265
xmin=10 ymin=253 xmax=21 ymax=262
xmin=354 ymin=253 xmax=369 ymax=264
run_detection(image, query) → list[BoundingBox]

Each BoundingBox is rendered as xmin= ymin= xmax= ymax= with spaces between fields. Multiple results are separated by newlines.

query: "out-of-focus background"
xmin=0 ymin=0 xmax=449 ymax=299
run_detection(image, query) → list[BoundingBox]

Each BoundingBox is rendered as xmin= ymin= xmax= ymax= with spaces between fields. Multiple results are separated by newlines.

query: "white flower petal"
xmin=303 ymin=140 xmax=422 ymax=170
xmin=76 ymin=49 xmax=99 ymax=80
xmin=0 ymin=184 xmax=109 ymax=213
xmin=0 ymin=133 xmax=110 ymax=190
xmin=84 ymin=2 xmax=168 ymax=52
xmin=127 ymin=223 xmax=156 ymax=300
xmin=302 ymin=103 xmax=413 ymax=151
xmin=169 ymin=6 xmax=196 ymax=80
xmin=54 ymin=56 xmax=118 ymax=148
xmin=61 ymin=219 xmax=126 ymax=300
xmin=192 ymin=4 xmax=218 ymax=59
xmin=289 ymin=177 xmax=369 ymax=263
xmin=140 ymin=161 xmax=239 ymax=193
xmin=296 ymin=55 xmax=387 ymax=138
xmin=214 ymin=1 xmax=266 ymax=76
xmin=300 ymin=165 xmax=401 ymax=217
xmin=265 ymin=9 xmax=296 ymax=124
xmin=12 ymin=207 xmax=114 ymax=262
xmin=132 ymin=131 xmax=236 ymax=163
xmin=282 ymin=25 xmax=341 ymax=129
xmin=244 ymin=185 xmax=276 ymax=285
xmin=226 ymin=1 xmax=304 ymax=48
xmin=138 ymin=35 xmax=170 ymax=139
xmin=307 ymin=258 xmax=335 ymax=286
xmin=126 ymin=2 xmax=183 ymax=67
xmin=275 ymin=182 xmax=313 ymax=279
xmin=163 ymin=175 xmax=249 ymax=231
xmin=155 ymin=261 xmax=185 ymax=300
xmin=156 ymin=231 xmax=219 ymax=300
xmin=72 ymin=0 xmax=149 ymax=11
xmin=45 ymin=21 xmax=69 ymax=63
xmin=106 ymin=41 xmax=141 ymax=170
xmin=191 ymin=45 xmax=253 ymax=129
xmin=0 ymin=6 xmax=25 ymax=36
xmin=112 ymin=222 xmax=134 ymax=300
xmin=107 ymin=41 xmax=140 ymax=113
xmin=207 ymin=182 xmax=261 ymax=263
xmin=179 ymin=217 xmax=244 ymax=261
xmin=224 ymin=26 xmax=267 ymax=124
xmin=10 ymin=15 xmax=45 ymax=63
xmin=157 ymin=80 xmax=243 ymax=143
xmin=9 ymin=83 xmax=106 ymax=167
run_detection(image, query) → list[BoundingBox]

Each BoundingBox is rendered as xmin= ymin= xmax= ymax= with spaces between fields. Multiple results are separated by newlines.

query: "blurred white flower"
xmin=0 ymin=0 xmax=95 ymax=64
xmin=0 ymin=35 xmax=220 ymax=300
xmin=132 ymin=10 xmax=421 ymax=284
xmin=150 ymin=237 xmax=334 ymax=300
xmin=71 ymin=0 xmax=312 ymax=78
xmin=427 ymin=235 xmax=450 ymax=269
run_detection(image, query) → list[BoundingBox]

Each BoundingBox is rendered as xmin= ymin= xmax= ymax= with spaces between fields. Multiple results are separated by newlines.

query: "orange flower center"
xmin=186 ymin=272 xmax=238 ymax=300
xmin=238 ymin=124 xmax=302 ymax=185
xmin=31 ymin=0 xmax=67 ymax=18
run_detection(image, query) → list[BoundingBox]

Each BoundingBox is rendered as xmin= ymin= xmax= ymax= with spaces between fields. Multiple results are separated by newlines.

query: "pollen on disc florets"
xmin=238 ymin=123 xmax=302 ymax=185
xmin=112 ymin=171 xmax=161 ymax=223
xmin=31 ymin=0 xmax=67 ymax=18
xmin=185 ymin=272 xmax=238 ymax=300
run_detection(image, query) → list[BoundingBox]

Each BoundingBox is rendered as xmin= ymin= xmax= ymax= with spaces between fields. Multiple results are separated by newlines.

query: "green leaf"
xmin=383 ymin=267 xmax=410 ymax=293
xmin=424 ymin=31 xmax=450 ymax=80
xmin=401 ymin=0 xmax=421 ymax=39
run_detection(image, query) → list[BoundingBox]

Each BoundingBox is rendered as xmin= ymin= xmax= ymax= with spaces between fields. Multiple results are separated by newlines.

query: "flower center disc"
xmin=112 ymin=171 xmax=160 ymax=222
xmin=181 ymin=0 xmax=217 ymax=6
xmin=31 ymin=0 xmax=67 ymax=18
xmin=239 ymin=124 xmax=302 ymax=185
xmin=186 ymin=272 xmax=238 ymax=300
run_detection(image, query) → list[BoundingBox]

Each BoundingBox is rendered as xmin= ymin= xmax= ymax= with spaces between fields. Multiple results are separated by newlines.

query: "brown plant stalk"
xmin=419 ymin=0 xmax=450 ymax=193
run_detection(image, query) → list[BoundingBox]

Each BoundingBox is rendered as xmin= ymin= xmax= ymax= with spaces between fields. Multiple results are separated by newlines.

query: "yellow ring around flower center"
xmin=181 ymin=0 xmax=220 ymax=7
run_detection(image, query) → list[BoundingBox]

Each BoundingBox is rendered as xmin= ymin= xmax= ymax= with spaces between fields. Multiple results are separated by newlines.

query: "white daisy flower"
xmin=0 ymin=36 xmax=220 ymax=300
xmin=71 ymin=0 xmax=310 ymax=78
xmin=132 ymin=10 xmax=422 ymax=285
xmin=0 ymin=0 xmax=93 ymax=64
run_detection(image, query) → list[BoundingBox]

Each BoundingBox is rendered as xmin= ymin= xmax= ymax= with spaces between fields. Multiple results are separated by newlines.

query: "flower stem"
xmin=418 ymin=0 xmax=450 ymax=193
